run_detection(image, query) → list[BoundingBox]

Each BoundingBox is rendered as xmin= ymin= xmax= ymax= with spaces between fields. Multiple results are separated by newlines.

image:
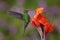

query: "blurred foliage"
xmin=1 ymin=0 xmax=16 ymax=7
xmin=23 ymin=0 xmax=39 ymax=10
xmin=46 ymin=0 xmax=60 ymax=7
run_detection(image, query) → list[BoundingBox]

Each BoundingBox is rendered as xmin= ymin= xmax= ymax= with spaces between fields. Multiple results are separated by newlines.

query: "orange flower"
xmin=30 ymin=8 xmax=54 ymax=35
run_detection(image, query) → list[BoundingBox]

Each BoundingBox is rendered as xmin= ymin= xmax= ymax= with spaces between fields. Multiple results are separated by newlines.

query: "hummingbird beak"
xmin=24 ymin=22 xmax=29 ymax=32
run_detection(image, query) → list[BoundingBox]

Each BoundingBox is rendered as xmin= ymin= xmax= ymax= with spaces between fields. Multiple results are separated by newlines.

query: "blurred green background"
xmin=0 ymin=0 xmax=60 ymax=40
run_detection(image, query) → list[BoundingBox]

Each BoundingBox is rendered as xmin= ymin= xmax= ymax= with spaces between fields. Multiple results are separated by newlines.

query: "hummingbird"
xmin=23 ymin=10 xmax=30 ymax=31
xmin=8 ymin=10 xmax=30 ymax=31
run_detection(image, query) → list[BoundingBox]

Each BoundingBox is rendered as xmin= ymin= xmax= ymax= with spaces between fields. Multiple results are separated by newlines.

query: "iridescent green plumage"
xmin=23 ymin=10 xmax=30 ymax=31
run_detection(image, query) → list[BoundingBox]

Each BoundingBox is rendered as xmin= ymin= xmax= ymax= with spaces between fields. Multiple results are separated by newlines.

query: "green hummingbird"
xmin=8 ymin=10 xmax=30 ymax=31
xmin=23 ymin=10 xmax=30 ymax=31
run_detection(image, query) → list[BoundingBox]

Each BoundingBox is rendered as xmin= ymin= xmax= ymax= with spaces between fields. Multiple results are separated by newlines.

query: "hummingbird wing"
xmin=8 ymin=11 xmax=24 ymax=20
